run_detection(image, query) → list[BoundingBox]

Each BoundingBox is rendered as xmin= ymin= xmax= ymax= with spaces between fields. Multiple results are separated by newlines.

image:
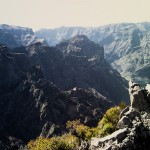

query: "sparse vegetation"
xmin=97 ymin=105 xmax=124 ymax=137
xmin=66 ymin=119 xmax=95 ymax=141
xmin=28 ymin=102 xmax=126 ymax=150
xmin=28 ymin=133 xmax=79 ymax=150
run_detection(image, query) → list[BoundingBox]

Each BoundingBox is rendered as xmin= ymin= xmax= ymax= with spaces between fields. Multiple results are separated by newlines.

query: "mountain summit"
xmin=56 ymin=35 xmax=104 ymax=60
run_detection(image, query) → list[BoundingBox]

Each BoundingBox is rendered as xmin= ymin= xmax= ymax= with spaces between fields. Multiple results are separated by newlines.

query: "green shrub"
xmin=28 ymin=102 xmax=127 ymax=149
xmin=97 ymin=104 xmax=125 ymax=137
xmin=28 ymin=133 xmax=79 ymax=150
xmin=66 ymin=120 xmax=93 ymax=141
xmin=66 ymin=102 xmax=126 ymax=139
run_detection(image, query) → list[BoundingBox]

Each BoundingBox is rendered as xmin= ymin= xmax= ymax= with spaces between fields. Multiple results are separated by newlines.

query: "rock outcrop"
xmin=89 ymin=82 xmax=150 ymax=150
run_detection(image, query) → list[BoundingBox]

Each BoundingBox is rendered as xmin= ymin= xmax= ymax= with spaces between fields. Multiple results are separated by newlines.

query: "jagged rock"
xmin=146 ymin=84 xmax=150 ymax=93
xmin=56 ymin=35 xmax=104 ymax=60
xmin=79 ymin=141 xmax=89 ymax=150
xmin=0 ymin=45 xmax=115 ymax=147
xmin=117 ymin=116 xmax=132 ymax=129
xmin=90 ymin=128 xmax=128 ymax=150
xmin=129 ymin=81 xmax=149 ymax=111
xmin=89 ymin=82 xmax=150 ymax=150
xmin=124 ymin=108 xmax=141 ymax=120
xmin=119 ymin=106 xmax=130 ymax=119
xmin=0 ymin=37 xmax=129 ymax=148
xmin=0 ymin=62 xmax=113 ymax=143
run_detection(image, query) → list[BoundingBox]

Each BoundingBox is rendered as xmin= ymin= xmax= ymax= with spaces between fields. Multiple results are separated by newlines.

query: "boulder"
xmin=129 ymin=81 xmax=150 ymax=111
xmin=117 ymin=116 xmax=132 ymax=129
xmin=90 ymin=128 xmax=128 ymax=150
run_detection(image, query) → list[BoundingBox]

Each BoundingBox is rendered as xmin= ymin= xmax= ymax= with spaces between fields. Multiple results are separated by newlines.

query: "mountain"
xmin=0 ymin=24 xmax=45 ymax=48
xmin=35 ymin=22 xmax=150 ymax=85
xmin=1 ymin=23 xmax=149 ymax=85
xmin=0 ymin=44 xmax=113 ymax=148
xmin=0 ymin=35 xmax=129 ymax=147
xmin=26 ymin=35 xmax=129 ymax=103
xmin=55 ymin=35 xmax=104 ymax=60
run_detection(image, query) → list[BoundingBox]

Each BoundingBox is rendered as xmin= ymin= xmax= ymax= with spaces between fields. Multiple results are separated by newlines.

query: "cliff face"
xmin=89 ymin=82 xmax=150 ymax=150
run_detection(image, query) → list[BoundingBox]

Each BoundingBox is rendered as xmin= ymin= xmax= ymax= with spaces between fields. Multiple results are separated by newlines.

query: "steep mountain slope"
xmin=0 ymin=24 xmax=44 ymax=48
xmin=26 ymin=36 xmax=129 ymax=103
xmin=0 ymin=45 xmax=113 ymax=147
xmin=0 ymin=35 xmax=129 ymax=149
xmin=35 ymin=22 xmax=150 ymax=84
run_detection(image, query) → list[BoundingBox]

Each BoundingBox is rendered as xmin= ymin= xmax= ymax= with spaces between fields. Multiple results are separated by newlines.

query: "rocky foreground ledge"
xmin=88 ymin=81 xmax=150 ymax=150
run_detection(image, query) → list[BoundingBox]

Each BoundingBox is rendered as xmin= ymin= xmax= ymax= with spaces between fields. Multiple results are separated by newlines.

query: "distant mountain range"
xmin=0 ymin=23 xmax=149 ymax=84
xmin=0 ymin=24 xmax=45 ymax=48
xmin=35 ymin=22 xmax=150 ymax=85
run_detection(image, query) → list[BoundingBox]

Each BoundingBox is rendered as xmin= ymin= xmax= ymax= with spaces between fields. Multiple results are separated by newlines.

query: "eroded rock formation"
xmin=89 ymin=82 xmax=150 ymax=150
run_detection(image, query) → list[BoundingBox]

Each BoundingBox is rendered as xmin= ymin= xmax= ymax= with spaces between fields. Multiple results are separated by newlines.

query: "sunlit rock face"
xmin=88 ymin=81 xmax=150 ymax=150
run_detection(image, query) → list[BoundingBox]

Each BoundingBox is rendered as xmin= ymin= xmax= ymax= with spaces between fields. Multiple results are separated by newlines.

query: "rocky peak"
xmin=56 ymin=35 xmax=104 ymax=60
xmin=26 ymin=42 xmax=48 ymax=56
xmin=24 ymin=41 xmax=129 ymax=104
xmin=129 ymin=81 xmax=150 ymax=111
xmin=0 ymin=24 xmax=32 ymax=31
xmin=0 ymin=24 xmax=45 ymax=48
xmin=89 ymin=82 xmax=150 ymax=150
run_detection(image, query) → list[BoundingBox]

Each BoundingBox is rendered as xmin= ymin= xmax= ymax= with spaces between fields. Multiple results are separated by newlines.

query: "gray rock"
xmin=89 ymin=81 xmax=150 ymax=150
xmin=125 ymin=108 xmax=141 ymax=119
xmin=129 ymin=81 xmax=149 ymax=111
xmin=119 ymin=106 xmax=130 ymax=119
xmin=90 ymin=128 xmax=128 ymax=150
xmin=117 ymin=116 xmax=132 ymax=129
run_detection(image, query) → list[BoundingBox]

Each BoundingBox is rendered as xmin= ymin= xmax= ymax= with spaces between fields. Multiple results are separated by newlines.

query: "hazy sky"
xmin=0 ymin=0 xmax=150 ymax=30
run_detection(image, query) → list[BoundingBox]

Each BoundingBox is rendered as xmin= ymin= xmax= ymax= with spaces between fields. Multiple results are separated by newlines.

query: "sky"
xmin=0 ymin=0 xmax=150 ymax=31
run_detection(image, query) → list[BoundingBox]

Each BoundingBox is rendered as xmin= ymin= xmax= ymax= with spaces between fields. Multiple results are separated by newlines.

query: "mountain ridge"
xmin=35 ymin=22 xmax=150 ymax=85
xmin=0 ymin=24 xmax=45 ymax=48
